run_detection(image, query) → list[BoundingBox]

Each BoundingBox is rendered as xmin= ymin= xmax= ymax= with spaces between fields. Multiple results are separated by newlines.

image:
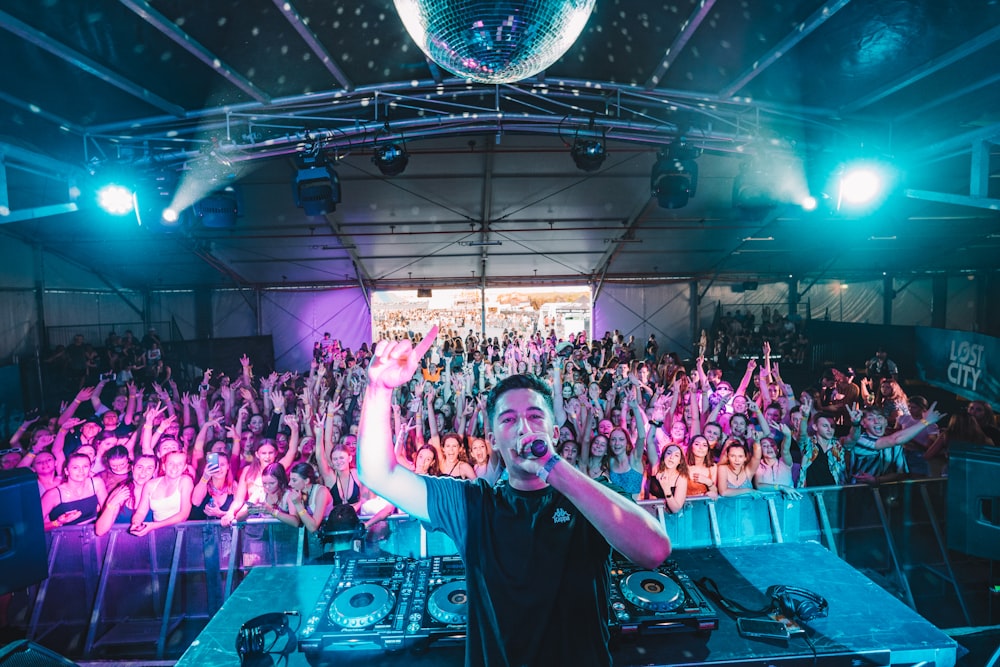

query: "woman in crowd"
xmin=468 ymin=436 xmax=493 ymax=479
xmin=26 ymin=449 xmax=61 ymax=496
xmin=318 ymin=443 xmax=365 ymax=514
xmin=98 ymin=445 xmax=132 ymax=495
xmin=287 ymin=462 xmax=332 ymax=535
xmin=438 ymin=433 xmax=476 ymax=479
xmin=864 ymin=377 xmax=909 ymax=428
xmin=130 ymin=450 xmax=193 ymax=536
xmin=717 ymin=439 xmax=762 ymax=497
xmin=607 ymin=426 xmax=645 ymax=499
xmin=580 ymin=433 xmax=610 ymax=480
xmin=647 ymin=444 xmax=689 ymax=513
xmin=685 ymin=435 xmax=718 ymax=499
xmin=559 ymin=439 xmax=581 ymax=469
xmin=42 ymin=452 xmax=108 ymax=530
xmin=95 ymin=454 xmax=157 ymax=535
xmin=191 ymin=452 xmax=235 ymax=520
xmin=413 ymin=444 xmax=442 ymax=477
xmin=245 ymin=462 xmax=295 ymax=524
xmin=752 ymin=426 xmax=795 ymax=493
xmin=222 ymin=439 xmax=295 ymax=526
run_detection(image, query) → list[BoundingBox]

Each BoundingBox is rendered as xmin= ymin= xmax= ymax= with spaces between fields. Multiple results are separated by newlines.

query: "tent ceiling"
xmin=1 ymin=0 xmax=999 ymax=291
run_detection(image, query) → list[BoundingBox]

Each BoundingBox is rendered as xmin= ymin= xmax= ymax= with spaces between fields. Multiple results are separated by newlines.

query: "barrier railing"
xmin=8 ymin=477 xmax=973 ymax=660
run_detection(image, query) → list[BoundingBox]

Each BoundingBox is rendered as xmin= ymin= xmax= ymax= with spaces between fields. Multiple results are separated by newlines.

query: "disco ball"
xmin=394 ymin=0 xmax=596 ymax=84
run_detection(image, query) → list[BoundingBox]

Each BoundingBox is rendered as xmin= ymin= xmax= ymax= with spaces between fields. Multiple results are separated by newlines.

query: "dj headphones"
xmin=235 ymin=611 xmax=298 ymax=667
xmin=766 ymin=585 xmax=829 ymax=622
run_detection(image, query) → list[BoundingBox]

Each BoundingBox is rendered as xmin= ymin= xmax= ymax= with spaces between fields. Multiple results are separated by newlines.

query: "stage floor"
xmin=175 ymin=542 xmax=957 ymax=667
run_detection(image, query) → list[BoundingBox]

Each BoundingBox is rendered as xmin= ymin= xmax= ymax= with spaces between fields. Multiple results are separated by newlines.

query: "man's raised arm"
xmin=357 ymin=326 xmax=438 ymax=523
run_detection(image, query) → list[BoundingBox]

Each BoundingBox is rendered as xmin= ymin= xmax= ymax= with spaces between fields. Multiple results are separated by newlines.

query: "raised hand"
xmin=923 ymin=401 xmax=945 ymax=425
xmin=369 ymin=325 xmax=439 ymax=391
xmin=846 ymin=402 xmax=863 ymax=424
xmin=62 ymin=417 xmax=86 ymax=430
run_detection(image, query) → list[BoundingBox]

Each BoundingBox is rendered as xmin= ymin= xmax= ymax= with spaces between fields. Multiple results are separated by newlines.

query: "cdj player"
xmin=301 ymin=554 xmax=716 ymax=662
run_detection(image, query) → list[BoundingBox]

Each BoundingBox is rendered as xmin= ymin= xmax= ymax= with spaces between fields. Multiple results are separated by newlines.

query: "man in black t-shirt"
xmin=358 ymin=326 xmax=671 ymax=667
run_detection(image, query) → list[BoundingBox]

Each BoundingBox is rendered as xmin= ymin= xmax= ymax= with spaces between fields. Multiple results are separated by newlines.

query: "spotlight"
xmin=373 ymin=142 xmax=409 ymax=177
xmin=571 ymin=138 xmax=606 ymax=172
xmin=839 ymin=167 xmax=882 ymax=205
xmin=134 ymin=171 xmax=182 ymax=229
xmin=651 ymin=144 xmax=699 ymax=209
xmin=194 ymin=186 xmax=240 ymax=228
xmin=830 ymin=159 xmax=896 ymax=211
xmin=294 ymin=162 xmax=340 ymax=216
xmin=97 ymin=184 xmax=135 ymax=215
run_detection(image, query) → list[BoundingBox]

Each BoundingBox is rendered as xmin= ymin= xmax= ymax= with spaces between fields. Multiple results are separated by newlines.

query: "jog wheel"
xmin=428 ymin=580 xmax=468 ymax=624
xmin=329 ymin=583 xmax=396 ymax=628
xmin=620 ymin=571 xmax=683 ymax=612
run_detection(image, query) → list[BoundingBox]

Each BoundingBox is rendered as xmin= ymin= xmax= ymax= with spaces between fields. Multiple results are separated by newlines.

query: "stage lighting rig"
xmin=373 ymin=141 xmax=409 ymax=177
xmin=194 ymin=186 xmax=240 ymax=228
xmin=372 ymin=117 xmax=409 ymax=177
xmin=651 ymin=143 xmax=699 ymax=209
xmin=294 ymin=157 xmax=340 ymax=216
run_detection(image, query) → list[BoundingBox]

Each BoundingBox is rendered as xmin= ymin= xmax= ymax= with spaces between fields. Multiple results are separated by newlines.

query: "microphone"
xmin=522 ymin=439 xmax=549 ymax=458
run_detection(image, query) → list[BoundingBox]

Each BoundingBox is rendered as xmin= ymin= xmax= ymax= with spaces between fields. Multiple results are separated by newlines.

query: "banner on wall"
xmin=915 ymin=327 xmax=1000 ymax=406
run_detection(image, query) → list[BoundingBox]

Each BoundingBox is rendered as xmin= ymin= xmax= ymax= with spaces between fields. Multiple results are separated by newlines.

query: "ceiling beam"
xmin=904 ymin=188 xmax=1000 ymax=212
xmin=841 ymin=23 xmax=1000 ymax=115
xmin=120 ymin=0 xmax=271 ymax=104
xmin=271 ymin=0 xmax=353 ymax=92
xmin=0 ymin=203 xmax=79 ymax=225
xmin=645 ymin=0 xmax=718 ymax=90
xmin=0 ymin=9 xmax=185 ymax=117
xmin=0 ymin=90 xmax=83 ymax=133
xmin=718 ymin=0 xmax=853 ymax=99
xmin=893 ymin=71 xmax=1000 ymax=124
xmin=910 ymin=122 xmax=1000 ymax=161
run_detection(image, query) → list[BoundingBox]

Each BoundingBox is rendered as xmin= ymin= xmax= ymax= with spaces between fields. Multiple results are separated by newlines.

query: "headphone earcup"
xmin=767 ymin=585 xmax=828 ymax=623
xmin=236 ymin=613 xmax=288 ymax=667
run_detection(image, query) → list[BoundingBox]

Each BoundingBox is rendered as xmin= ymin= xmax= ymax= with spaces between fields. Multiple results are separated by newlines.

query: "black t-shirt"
xmin=425 ymin=476 xmax=612 ymax=667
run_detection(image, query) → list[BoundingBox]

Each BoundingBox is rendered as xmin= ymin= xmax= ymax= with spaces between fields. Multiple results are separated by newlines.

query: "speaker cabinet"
xmin=0 ymin=640 xmax=77 ymax=667
xmin=947 ymin=443 xmax=1000 ymax=559
xmin=0 ymin=469 xmax=49 ymax=594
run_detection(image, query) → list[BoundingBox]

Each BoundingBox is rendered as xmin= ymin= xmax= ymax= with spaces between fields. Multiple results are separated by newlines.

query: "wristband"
xmin=920 ymin=418 xmax=930 ymax=426
xmin=52 ymin=519 xmax=61 ymax=527
xmin=648 ymin=419 xmax=663 ymax=428
xmin=852 ymin=420 xmax=861 ymax=426
xmin=297 ymin=508 xmax=308 ymax=518
xmin=24 ymin=452 xmax=36 ymax=458
xmin=536 ymin=454 xmax=562 ymax=483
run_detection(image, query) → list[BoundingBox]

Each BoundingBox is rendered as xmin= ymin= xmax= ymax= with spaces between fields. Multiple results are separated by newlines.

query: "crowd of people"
xmin=5 ymin=323 xmax=998 ymax=553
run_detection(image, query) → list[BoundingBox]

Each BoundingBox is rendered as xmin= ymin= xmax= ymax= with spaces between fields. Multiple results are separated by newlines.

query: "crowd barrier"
xmin=5 ymin=478 xmax=977 ymax=660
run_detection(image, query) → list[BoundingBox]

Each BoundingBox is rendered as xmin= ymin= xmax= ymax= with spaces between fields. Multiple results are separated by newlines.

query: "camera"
xmin=100 ymin=372 xmax=117 ymax=382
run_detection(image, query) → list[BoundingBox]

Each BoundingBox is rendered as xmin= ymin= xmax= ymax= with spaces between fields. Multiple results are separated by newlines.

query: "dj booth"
xmin=175 ymin=542 xmax=957 ymax=667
